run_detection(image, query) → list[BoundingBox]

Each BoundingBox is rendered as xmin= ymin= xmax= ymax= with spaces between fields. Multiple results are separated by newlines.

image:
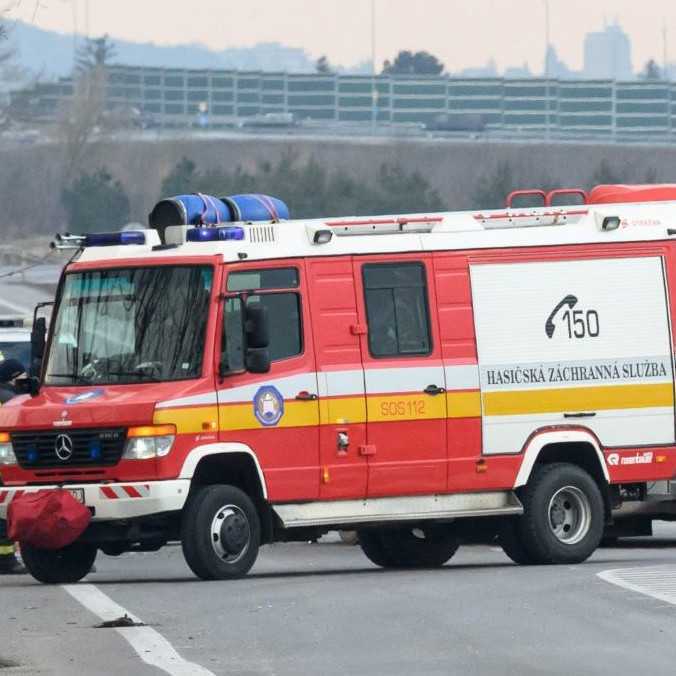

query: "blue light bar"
xmin=83 ymin=231 xmax=146 ymax=247
xmin=186 ymin=226 xmax=245 ymax=242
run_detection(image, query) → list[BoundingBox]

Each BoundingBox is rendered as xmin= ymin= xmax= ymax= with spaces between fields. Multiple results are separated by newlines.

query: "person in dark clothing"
xmin=0 ymin=358 xmax=26 ymax=404
xmin=0 ymin=358 xmax=27 ymax=574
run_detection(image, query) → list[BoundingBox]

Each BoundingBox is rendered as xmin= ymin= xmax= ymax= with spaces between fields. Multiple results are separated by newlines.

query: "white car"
xmin=0 ymin=317 xmax=31 ymax=372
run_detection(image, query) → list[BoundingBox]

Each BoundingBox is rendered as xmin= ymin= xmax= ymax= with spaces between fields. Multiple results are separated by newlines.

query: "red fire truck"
xmin=1 ymin=184 xmax=676 ymax=583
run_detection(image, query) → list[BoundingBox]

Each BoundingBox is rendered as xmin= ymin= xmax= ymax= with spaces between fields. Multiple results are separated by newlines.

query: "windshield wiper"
xmin=47 ymin=373 xmax=91 ymax=384
xmin=105 ymin=371 xmax=161 ymax=381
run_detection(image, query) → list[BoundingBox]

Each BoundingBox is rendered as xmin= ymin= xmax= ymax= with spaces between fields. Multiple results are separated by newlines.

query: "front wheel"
xmin=21 ymin=541 xmax=97 ymax=584
xmin=181 ymin=485 xmax=261 ymax=580
xmin=516 ymin=463 xmax=604 ymax=565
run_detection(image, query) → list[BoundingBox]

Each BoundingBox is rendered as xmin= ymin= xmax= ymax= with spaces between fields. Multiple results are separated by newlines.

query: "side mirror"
xmin=245 ymin=303 xmax=269 ymax=349
xmin=14 ymin=377 xmax=40 ymax=397
xmin=245 ymin=348 xmax=271 ymax=374
xmin=30 ymin=316 xmax=47 ymax=379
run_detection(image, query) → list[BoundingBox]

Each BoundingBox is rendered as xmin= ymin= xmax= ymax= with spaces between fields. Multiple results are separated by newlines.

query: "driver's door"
xmin=217 ymin=261 xmax=320 ymax=503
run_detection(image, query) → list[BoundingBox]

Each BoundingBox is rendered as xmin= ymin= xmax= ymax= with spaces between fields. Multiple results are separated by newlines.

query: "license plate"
xmin=67 ymin=488 xmax=85 ymax=504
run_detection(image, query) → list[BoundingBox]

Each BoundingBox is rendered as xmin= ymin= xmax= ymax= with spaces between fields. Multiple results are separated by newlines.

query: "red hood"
xmin=0 ymin=381 xmax=208 ymax=432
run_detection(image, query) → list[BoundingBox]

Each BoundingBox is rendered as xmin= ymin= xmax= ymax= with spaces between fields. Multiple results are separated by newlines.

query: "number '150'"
xmin=561 ymin=309 xmax=600 ymax=339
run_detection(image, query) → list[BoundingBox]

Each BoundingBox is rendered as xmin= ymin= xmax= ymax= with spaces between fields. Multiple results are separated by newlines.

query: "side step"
xmin=273 ymin=491 xmax=523 ymax=529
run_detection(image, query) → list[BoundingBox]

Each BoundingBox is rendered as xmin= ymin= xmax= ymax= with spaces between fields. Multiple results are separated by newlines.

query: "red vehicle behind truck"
xmin=1 ymin=184 xmax=676 ymax=583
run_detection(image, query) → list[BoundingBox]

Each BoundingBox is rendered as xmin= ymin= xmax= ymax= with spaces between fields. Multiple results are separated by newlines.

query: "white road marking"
xmin=597 ymin=565 xmax=676 ymax=606
xmin=63 ymin=584 xmax=215 ymax=676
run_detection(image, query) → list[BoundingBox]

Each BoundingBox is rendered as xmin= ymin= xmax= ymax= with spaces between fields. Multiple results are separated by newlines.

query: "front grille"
xmin=11 ymin=428 xmax=127 ymax=469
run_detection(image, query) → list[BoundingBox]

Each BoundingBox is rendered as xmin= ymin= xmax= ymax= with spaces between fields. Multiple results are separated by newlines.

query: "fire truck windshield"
xmin=44 ymin=265 xmax=213 ymax=386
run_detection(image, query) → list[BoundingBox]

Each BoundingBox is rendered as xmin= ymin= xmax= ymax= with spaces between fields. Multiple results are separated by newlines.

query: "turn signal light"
xmin=0 ymin=432 xmax=9 ymax=443
xmin=128 ymin=424 xmax=176 ymax=438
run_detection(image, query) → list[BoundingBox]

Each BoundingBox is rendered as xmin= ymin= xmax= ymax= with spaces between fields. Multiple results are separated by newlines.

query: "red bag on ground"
xmin=7 ymin=490 xmax=91 ymax=550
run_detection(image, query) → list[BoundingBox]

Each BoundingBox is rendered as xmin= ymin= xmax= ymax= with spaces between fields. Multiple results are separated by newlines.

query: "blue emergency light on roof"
xmin=51 ymin=231 xmax=147 ymax=250
xmin=186 ymin=226 xmax=245 ymax=242
xmin=83 ymin=231 xmax=146 ymax=247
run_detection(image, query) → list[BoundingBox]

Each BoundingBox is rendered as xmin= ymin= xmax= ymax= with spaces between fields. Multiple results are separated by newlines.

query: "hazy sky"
xmin=5 ymin=0 xmax=676 ymax=72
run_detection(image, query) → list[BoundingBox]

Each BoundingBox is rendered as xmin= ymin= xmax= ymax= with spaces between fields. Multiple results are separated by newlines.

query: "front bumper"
xmin=0 ymin=480 xmax=190 ymax=521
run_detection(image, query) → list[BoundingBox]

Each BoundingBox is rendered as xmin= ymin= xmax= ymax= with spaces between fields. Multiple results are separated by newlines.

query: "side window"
xmin=249 ymin=293 xmax=302 ymax=361
xmin=363 ymin=263 xmax=431 ymax=358
xmin=222 ymin=268 xmax=302 ymax=371
xmin=227 ymin=268 xmax=299 ymax=291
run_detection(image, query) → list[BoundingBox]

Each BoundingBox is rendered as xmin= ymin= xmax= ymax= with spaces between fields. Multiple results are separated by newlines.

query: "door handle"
xmin=563 ymin=412 xmax=596 ymax=418
xmin=424 ymin=384 xmax=446 ymax=396
xmin=295 ymin=391 xmax=318 ymax=401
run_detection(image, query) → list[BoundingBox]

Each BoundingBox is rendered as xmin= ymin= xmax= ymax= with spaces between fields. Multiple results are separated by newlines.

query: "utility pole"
xmin=663 ymin=20 xmax=669 ymax=81
xmin=371 ymin=0 xmax=377 ymax=136
xmin=543 ymin=0 xmax=551 ymax=141
xmin=70 ymin=0 xmax=78 ymax=62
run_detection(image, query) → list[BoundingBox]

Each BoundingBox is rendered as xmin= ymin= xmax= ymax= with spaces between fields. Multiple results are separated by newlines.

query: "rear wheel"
xmin=21 ymin=541 xmax=97 ymax=584
xmin=516 ymin=463 xmax=604 ymax=564
xmin=358 ymin=527 xmax=459 ymax=568
xmin=181 ymin=485 xmax=260 ymax=580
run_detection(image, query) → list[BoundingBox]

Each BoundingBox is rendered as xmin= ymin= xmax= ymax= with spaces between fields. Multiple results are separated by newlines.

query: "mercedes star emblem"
xmin=55 ymin=434 xmax=74 ymax=461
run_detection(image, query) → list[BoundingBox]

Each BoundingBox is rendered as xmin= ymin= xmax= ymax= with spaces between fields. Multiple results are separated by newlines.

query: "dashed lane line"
xmin=63 ymin=584 xmax=215 ymax=676
xmin=597 ymin=565 xmax=676 ymax=606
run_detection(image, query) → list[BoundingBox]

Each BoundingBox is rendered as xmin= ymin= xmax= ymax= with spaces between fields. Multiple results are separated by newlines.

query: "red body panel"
xmin=2 ymin=240 xmax=676 ymax=504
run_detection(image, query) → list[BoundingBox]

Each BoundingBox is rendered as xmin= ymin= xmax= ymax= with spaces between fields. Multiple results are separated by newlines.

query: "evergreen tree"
xmin=382 ymin=50 xmax=445 ymax=75
xmin=62 ymin=169 xmax=130 ymax=232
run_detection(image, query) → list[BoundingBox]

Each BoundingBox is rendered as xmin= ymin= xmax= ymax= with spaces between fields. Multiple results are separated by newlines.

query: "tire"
xmin=358 ymin=530 xmax=401 ymax=567
xmin=21 ymin=541 xmax=97 ymax=584
xmin=517 ymin=463 xmax=604 ymax=565
xmin=181 ymin=485 xmax=261 ymax=581
xmin=358 ymin=527 xmax=459 ymax=569
xmin=497 ymin=519 xmax=537 ymax=565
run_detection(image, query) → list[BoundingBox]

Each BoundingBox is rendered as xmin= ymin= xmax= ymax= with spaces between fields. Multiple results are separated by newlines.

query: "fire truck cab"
xmin=2 ymin=185 xmax=676 ymax=583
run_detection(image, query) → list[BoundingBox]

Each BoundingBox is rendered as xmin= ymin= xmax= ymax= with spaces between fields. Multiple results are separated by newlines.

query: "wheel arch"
xmin=514 ymin=431 xmax=611 ymax=519
xmin=179 ymin=443 xmax=268 ymax=499
xmin=180 ymin=443 xmax=274 ymax=543
xmin=514 ymin=431 xmax=609 ymax=488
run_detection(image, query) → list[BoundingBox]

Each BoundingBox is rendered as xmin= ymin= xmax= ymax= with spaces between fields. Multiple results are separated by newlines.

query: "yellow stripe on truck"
xmin=154 ymin=383 xmax=670 ymax=433
xmin=483 ymin=382 xmax=674 ymax=416
xmin=154 ymin=405 xmax=219 ymax=434
xmin=447 ymin=390 xmax=482 ymax=418
xmin=156 ymin=392 xmax=487 ymax=434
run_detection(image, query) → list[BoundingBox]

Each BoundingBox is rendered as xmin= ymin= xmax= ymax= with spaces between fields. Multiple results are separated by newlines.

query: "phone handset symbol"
xmin=545 ymin=295 xmax=578 ymax=338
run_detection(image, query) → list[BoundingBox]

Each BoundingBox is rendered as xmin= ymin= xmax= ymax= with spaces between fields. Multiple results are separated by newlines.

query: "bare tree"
xmin=76 ymin=34 xmax=117 ymax=73
xmin=57 ymin=35 xmax=118 ymax=180
xmin=57 ymin=64 xmax=106 ymax=180
xmin=0 ymin=15 xmax=12 ymax=65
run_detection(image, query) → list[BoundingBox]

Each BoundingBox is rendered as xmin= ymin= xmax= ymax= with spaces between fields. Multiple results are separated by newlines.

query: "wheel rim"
xmin=210 ymin=504 xmax=250 ymax=563
xmin=547 ymin=486 xmax=592 ymax=545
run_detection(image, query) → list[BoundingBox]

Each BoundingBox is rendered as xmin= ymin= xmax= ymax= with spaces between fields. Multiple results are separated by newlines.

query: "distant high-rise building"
xmin=545 ymin=46 xmax=576 ymax=79
xmin=583 ymin=22 xmax=633 ymax=80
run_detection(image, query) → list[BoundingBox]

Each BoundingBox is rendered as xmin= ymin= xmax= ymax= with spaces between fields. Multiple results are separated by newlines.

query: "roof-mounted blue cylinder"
xmin=148 ymin=192 xmax=289 ymax=241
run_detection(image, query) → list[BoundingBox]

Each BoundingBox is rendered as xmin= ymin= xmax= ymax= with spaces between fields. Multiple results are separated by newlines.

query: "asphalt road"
xmin=2 ymin=527 xmax=676 ymax=676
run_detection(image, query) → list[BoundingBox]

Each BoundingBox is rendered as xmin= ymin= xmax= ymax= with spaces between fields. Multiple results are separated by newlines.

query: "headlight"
xmin=123 ymin=425 xmax=176 ymax=460
xmin=0 ymin=432 xmax=16 ymax=466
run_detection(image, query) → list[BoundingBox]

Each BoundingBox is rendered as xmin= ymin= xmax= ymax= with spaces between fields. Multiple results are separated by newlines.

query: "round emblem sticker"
xmin=253 ymin=386 xmax=285 ymax=427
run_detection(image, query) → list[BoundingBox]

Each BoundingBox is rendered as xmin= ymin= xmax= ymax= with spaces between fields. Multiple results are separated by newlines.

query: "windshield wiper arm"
xmin=47 ymin=373 xmax=91 ymax=384
xmin=105 ymin=371 xmax=161 ymax=381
